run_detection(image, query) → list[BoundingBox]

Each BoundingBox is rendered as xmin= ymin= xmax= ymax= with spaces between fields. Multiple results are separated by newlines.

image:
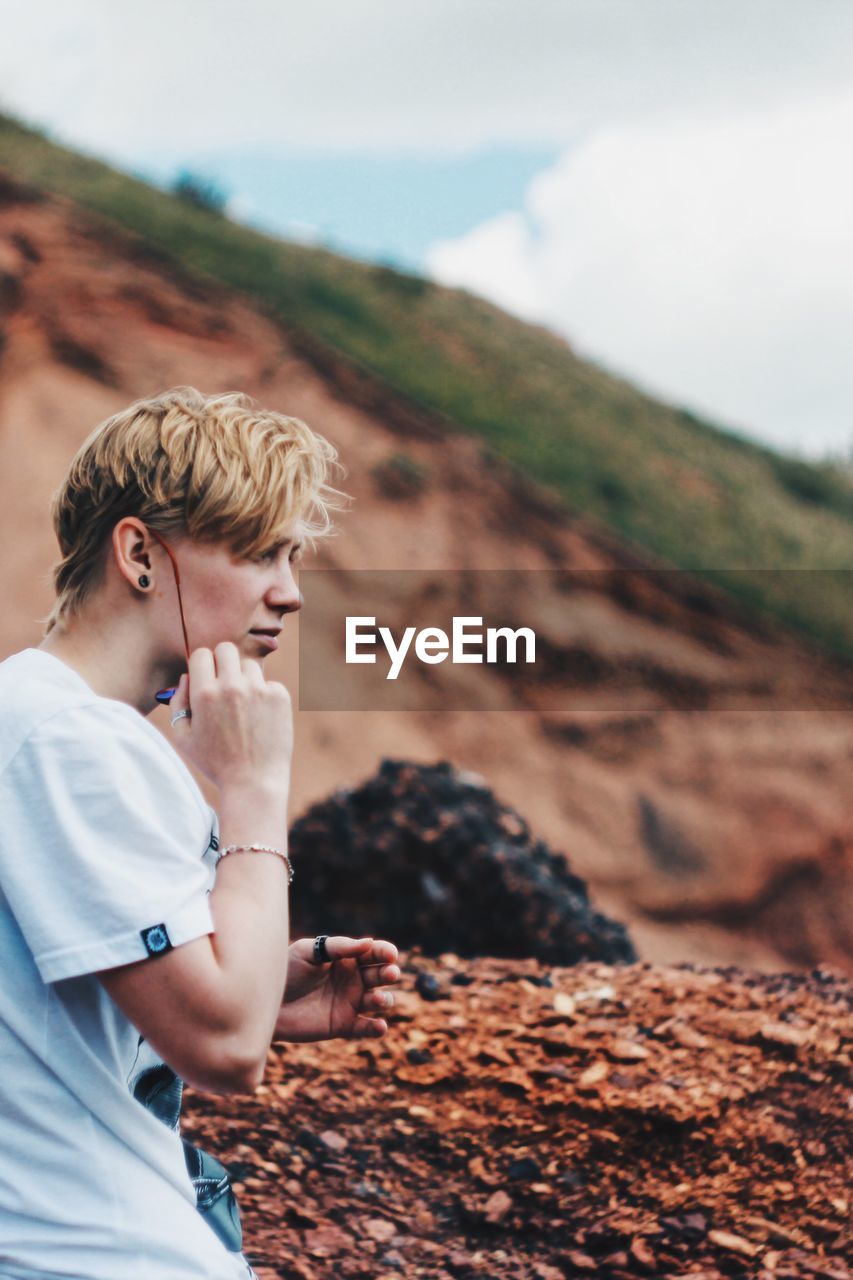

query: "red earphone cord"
xmin=146 ymin=528 xmax=191 ymax=664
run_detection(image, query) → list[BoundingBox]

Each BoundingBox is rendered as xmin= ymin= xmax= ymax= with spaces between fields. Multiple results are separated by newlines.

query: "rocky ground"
xmin=183 ymin=955 xmax=851 ymax=1279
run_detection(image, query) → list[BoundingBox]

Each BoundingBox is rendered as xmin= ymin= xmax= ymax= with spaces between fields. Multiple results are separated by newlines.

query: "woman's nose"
xmin=268 ymin=567 xmax=303 ymax=613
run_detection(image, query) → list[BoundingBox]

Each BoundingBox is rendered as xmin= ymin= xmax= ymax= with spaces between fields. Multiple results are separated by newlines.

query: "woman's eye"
xmin=252 ymin=542 xmax=301 ymax=565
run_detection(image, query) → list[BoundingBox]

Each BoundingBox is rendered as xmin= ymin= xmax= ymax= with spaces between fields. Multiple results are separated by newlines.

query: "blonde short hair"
xmin=44 ymin=386 xmax=344 ymax=634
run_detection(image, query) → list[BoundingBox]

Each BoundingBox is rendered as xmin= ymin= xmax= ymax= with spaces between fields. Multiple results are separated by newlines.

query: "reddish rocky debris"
xmin=182 ymin=955 xmax=852 ymax=1279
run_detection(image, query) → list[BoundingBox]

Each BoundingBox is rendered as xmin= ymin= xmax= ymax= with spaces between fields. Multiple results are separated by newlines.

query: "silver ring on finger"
xmin=170 ymin=709 xmax=192 ymax=726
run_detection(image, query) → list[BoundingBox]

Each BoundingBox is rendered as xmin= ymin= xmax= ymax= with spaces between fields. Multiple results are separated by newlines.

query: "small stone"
xmin=707 ymin=1229 xmax=761 ymax=1257
xmin=660 ymin=1211 xmax=708 ymax=1240
xmin=630 ymin=1236 xmax=657 ymax=1270
xmin=578 ymin=1060 xmax=609 ymax=1087
xmin=671 ymin=1022 xmax=710 ymax=1049
xmin=532 ymin=1264 xmax=565 ymax=1280
xmin=415 ymin=971 xmax=445 ymax=1001
xmin=742 ymin=1216 xmax=807 ymax=1247
xmin=484 ymin=1189 xmax=513 ymax=1223
xmin=565 ymin=1251 xmax=596 ymax=1270
xmin=319 ymin=1129 xmax=347 ymax=1152
xmin=406 ymin=1047 xmax=433 ymax=1065
xmin=606 ymin=1038 xmax=651 ymax=1062
xmin=468 ymin=1155 xmax=500 ymax=1187
xmin=574 ymin=984 xmax=617 ymax=1003
xmin=609 ymin=1070 xmax=636 ymax=1088
xmin=363 ymin=1218 xmax=397 ymax=1243
xmin=507 ymin=1156 xmax=541 ymax=1181
xmin=412 ymin=1207 xmax=436 ymax=1234
xmin=759 ymin=1021 xmax=811 ymax=1048
xmin=303 ymin=1224 xmax=352 ymax=1256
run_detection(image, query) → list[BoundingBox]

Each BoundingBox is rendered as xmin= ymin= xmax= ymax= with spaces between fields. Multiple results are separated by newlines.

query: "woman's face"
xmin=156 ymin=533 xmax=303 ymax=663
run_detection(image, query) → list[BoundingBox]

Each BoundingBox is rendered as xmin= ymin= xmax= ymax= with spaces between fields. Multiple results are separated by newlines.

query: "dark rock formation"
xmin=289 ymin=759 xmax=636 ymax=965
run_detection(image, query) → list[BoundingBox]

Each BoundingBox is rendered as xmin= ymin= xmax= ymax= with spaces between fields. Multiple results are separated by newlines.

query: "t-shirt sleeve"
xmin=0 ymin=702 xmax=215 ymax=984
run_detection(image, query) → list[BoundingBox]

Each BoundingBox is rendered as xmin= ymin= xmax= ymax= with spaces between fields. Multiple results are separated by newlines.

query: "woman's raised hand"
xmin=169 ymin=643 xmax=293 ymax=793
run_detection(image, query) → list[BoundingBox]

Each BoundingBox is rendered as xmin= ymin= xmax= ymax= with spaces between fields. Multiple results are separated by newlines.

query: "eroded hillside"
xmin=1 ymin=170 xmax=852 ymax=971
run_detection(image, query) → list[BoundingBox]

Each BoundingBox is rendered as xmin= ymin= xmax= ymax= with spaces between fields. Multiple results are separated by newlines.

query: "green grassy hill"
xmin=2 ymin=112 xmax=852 ymax=655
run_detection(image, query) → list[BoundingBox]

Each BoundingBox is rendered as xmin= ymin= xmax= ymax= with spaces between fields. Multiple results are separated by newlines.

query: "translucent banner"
xmin=297 ymin=569 xmax=853 ymax=712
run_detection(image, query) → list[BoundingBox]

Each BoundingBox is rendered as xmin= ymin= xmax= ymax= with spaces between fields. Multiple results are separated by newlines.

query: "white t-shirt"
xmin=0 ymin=648 xmax=253 ymax=1280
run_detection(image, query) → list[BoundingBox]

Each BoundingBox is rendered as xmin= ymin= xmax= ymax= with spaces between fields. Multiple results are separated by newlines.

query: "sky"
xmin=1 ymin=0 xmax=852 ymax=457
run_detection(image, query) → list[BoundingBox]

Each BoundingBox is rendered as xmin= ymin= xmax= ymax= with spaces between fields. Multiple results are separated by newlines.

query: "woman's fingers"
xmin=188 ymin=645 xmax=216 ymax=690
xmin=310 ymin=936 xmax=373 ymax=964
xmin=364 ymin=963 xmax=400 ymax=987
xmin=352 ymin=955 xmax=401 ymax=988
xmin=169 ymin=672 xmax=190 ymax=716
xmin=242 ymin=657 xmax=265 ymax=685
xmin=300 ymin=935 xmax=401 ymax=991
xmin=362 ymin=984 xmax=395 ymax=1009
xmin=342 ymin=937 xmax=401 ymax=987
xmin=213 ymin=640 xmax=243 ymax=683
xmin=352 ymin=1015 xmax=388 ymax=1038
xmin=354 ymin=938 xmax=399 ymax=972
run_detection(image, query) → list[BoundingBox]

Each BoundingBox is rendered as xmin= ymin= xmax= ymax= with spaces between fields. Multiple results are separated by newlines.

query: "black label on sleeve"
xmin=141 ymin=923 xmax=173 ymax=957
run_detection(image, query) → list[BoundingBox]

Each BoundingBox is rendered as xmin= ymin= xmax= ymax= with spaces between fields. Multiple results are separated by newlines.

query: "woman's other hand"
xmin=273 ymin=936 xmax=401 ymax=1043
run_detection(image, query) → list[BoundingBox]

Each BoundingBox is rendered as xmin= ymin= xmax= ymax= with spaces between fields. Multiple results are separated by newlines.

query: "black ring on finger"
xmin=313 ymin=934 xmax=331 ymax=964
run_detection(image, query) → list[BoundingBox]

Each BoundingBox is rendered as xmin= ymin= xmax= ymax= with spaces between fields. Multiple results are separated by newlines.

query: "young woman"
xmin=0 ymin=387 xmax=401 ymax=1279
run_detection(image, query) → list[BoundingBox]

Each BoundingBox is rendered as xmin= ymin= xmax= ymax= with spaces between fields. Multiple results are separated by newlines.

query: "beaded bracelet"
xmin=217 ymin=843 xmax=294 ymax=884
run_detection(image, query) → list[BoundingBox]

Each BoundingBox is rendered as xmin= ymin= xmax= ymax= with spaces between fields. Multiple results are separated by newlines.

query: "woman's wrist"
xmin=217 ymin=844 xmax=294 ymax=884
xmin=218 ymin=778 xmax=289 ymax=849
xmin=219 ymin=775 xmax=289 ymax=806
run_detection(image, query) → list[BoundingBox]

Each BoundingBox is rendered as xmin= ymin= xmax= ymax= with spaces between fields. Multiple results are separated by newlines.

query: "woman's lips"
xmin=250 ymin=631 xmax=279 ymax=652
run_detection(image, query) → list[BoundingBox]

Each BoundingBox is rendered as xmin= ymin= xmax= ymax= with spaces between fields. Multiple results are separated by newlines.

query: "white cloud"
xmin=1 ymin=1 xmax=853 ymax=157
xmin=427 ymin=93 xmax=853 ymax=456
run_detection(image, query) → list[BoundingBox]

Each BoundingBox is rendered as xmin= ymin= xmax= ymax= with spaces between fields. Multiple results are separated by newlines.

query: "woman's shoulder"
xmin=0 ymin=648 xmax=98 ymax=766
xmin=0 ymin=649 xmax=210 ymax=822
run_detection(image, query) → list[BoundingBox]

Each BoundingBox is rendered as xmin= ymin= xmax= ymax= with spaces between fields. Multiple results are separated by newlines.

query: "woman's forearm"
xmin=205 ymin=779 xmax=291 ymax=1073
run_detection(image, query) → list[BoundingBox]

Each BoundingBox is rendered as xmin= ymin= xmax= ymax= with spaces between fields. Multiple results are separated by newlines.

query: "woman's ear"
xmin=112 ymin=518 xmax=155 ymax=592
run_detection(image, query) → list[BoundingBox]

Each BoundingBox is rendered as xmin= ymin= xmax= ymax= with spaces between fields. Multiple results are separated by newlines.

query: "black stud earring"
xmin=138 ymin=574 xmax=151 ymax=589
